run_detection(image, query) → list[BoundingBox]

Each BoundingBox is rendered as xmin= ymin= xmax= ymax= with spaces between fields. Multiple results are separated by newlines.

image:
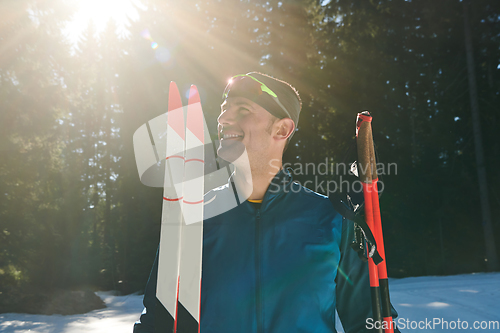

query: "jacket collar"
xmin=254 ymin=168 xmax=294 ymax=210
xmin=227 ymin=167 xmax=294 ymax=209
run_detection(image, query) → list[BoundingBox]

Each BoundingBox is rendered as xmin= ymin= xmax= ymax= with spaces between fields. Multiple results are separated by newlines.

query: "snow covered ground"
xmin=337 ymin=272 xmax=500 ymax=332
xmin=388 ymin=272 xmax=499 ymax=332
xmin=0 ymin=291 xmax=143 ymax=333
xmin=1 ymin=273 xmax=499 ymax=332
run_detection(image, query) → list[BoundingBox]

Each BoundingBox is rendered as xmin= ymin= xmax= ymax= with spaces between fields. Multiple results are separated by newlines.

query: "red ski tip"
xmin=168 ymin=81 xmax=185 ymax=141
xmin=188 ymin=85 xmax=200 ymax=104
xmin=187 ymin=85 xmax=204 ymax=144
xmin=168 ymin=82 xmax=183 ymax=112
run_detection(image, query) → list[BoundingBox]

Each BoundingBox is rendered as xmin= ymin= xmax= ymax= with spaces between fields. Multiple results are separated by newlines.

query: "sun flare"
xmin=64 ymin=0 xmax=143 ymax=45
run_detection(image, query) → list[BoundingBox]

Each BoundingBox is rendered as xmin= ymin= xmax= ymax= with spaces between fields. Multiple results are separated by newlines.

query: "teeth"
xmin=223 ymin=134 xmax=242 ymax=139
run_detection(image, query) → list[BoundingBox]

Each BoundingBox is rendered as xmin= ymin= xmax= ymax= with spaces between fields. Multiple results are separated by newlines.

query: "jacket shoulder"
xmin=290 ymin=180 xmax=329 ymax=201
xmin=286 ymin=181 xmax=340 ymax=217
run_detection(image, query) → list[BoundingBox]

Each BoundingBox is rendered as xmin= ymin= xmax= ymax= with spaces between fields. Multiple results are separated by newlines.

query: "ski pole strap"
xmin=351 ymin=224 xmax=368 ymax=262
xmin=328 ymin=193 xmax=383 ymax=265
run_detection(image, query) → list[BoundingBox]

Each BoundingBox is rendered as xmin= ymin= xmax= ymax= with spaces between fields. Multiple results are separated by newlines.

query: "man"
xmin=134 ymin=72 xmax=399 ymax=332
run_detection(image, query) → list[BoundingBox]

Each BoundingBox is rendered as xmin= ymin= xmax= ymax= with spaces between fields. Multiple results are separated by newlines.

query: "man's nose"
xmin=217 ymin=108 xmax=235 ymax=125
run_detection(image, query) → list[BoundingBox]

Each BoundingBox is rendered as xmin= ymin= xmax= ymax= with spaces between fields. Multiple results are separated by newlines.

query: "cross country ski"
xmin=156 ymin=82 xmax=204 ymax=333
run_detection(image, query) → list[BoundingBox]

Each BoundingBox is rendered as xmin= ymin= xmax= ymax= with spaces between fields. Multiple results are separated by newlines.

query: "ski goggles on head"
xmin=222 ymin=74 xmax=292 ymax=121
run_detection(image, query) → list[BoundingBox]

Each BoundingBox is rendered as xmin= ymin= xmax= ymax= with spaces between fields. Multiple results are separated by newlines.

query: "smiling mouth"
xmin=221 ymin=133 xmax=243 ymax=140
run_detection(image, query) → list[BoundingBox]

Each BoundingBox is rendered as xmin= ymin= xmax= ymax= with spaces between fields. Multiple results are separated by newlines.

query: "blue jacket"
xmin=134 ymin=169 xmax=398 ymax=332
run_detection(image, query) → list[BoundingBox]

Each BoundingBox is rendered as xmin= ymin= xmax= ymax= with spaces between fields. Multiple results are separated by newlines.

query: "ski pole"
xmin=356 ymin=112 xmax=383 ymax=333
xmin=369 ymin=139 xmax=394 ymax=333
xmin=356 ymin=111 xmax=394 ymax=333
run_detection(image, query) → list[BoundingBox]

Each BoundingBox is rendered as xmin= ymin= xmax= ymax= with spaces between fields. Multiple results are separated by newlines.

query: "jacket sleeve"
xmin=336 ymin=217 xmax=401 ymax=333
xmin=133 ymin=248 xmax=159 ymax=333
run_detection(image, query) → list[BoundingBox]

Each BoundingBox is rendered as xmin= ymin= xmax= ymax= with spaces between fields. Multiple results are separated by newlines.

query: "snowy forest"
xmin=1 ymin=0 xmax=499 ymax=313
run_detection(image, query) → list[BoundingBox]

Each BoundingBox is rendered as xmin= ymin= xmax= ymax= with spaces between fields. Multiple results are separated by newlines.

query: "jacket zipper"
xmin=255 ymin=208 xmax=263 ymax=333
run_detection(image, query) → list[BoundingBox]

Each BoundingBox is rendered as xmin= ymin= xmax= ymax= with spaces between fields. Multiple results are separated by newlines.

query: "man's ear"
xmin=274 ymin=118 xmax=295 ymax=141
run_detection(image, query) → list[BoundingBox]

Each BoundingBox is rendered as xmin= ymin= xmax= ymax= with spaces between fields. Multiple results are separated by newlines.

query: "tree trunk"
xmin=463 ymin=0 xmax=499 ymax=271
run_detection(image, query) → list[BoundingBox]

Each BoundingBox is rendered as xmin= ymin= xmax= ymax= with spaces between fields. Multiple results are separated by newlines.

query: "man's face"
xmin=217 ymin=97 xmax=277 ymax=163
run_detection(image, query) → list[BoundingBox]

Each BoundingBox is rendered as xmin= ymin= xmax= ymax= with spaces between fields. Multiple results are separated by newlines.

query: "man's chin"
xmin=217 ymin=140 xmax=246 ymax=164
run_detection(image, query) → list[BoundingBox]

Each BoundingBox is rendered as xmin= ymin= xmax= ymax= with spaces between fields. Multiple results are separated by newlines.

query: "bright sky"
xmin=63 ymin=0 xmax=145 ymax=45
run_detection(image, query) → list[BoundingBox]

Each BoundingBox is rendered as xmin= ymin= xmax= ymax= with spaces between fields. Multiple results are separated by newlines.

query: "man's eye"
xmin=239 ymin=108 xmax=250 ymax=113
